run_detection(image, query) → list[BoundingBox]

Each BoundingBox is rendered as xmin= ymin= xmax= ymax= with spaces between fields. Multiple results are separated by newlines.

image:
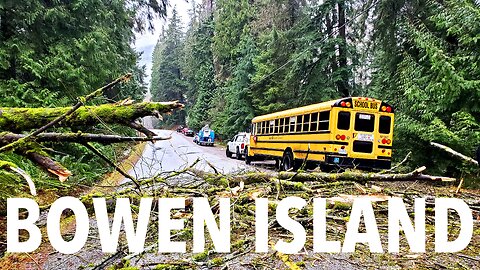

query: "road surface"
xmin=35 ymin=129 xmax=358 ymax=270
xmin=124 ymin=130 xmax=257 ymax=183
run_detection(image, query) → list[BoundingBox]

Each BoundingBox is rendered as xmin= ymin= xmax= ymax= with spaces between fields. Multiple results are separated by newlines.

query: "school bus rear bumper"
xmin=325 ymin=155 xmax=391 ymax=170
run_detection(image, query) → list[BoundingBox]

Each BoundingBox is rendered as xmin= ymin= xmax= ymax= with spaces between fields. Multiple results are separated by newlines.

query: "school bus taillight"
xmin=340 ymin=101 xmax=352 ymax=108
xmin=381 ymin=106 xmax=392 ymax=113
xmin=381 ymin=138 xmax=392 ymax=145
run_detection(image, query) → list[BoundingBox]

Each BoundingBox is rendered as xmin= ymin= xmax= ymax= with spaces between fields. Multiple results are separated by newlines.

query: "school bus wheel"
xmin=245 ymin=148 xmax=252 ymax=165
xmin=281 ymin=150 xmax=294 ymax=171
xmin=275 ymin=159 xmax=280 ymax=169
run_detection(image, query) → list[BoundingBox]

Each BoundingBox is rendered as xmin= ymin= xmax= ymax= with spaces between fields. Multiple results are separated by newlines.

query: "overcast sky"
xmin=134 ymin=1 xmax=192 ymax=87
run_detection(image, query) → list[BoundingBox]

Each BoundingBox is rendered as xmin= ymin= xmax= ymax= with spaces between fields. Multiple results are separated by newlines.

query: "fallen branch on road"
xmin=0 ymin=101 xmax=183 ymax=136
xmin=78 ymin=159 xmax=468 ymax=270
xmin=186 ymin=166 xmax=456 ymax=186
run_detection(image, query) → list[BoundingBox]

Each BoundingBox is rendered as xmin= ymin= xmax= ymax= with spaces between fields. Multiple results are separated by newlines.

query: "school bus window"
xmin=303 ymin=114 xmax=310 ymax=132
xmin=310 ymin=112 xmax=318 ymax=131
xmin=337 ymin=111 xmax=350 ymax=130
xmin=319 ymin=111 xmax=330 ymax=131
xmin=275 ymin=119 xmax=280 ymax=134
xmin=269 ymin=120 xmax=275 ymax=134
xmin=279 ymin=118 xmax=284 ymax=133
xmin=379 ymin=116 xmax=391 ymax=134
xmin=263 ymin=121 xmax=267 ymax=134
xmin=320 ymin=111 xmax=330 ymax=121
xmin=290 ymin=117 xmax=296 ymax=133
xmin=296 ymin=115 xmax=303 ymax=132
xmin=355 ymin=113 xmax=375 ymax=132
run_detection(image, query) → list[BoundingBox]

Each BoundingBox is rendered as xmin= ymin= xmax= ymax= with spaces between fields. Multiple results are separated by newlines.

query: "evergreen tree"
xmin=183 ymin=16 xmax=217 ymax=130
xmin=0 ymin=0 xmax=166 ymax=107
xmin=369 ymin=0 xmax=480 ymax=173
xmin=150 ymin=7 xmax=187 ymax=125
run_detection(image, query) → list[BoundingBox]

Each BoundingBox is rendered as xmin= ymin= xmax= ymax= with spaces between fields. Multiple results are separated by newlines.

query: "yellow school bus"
xmin=245 ymin=97 xmax=394 ymax=170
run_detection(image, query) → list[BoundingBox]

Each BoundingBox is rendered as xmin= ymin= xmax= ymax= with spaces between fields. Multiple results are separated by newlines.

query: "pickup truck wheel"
xmin=236 ymin=147 xmax=242 ymax=160
xmin=226 ymin=147 xmax=232 ymax=158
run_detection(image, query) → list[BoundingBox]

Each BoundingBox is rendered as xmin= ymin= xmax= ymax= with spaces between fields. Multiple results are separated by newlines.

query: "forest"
xmin=0 ymin=0 xmax=171 ymax=203
xmin=151 ymin=0 xmax=480 ymax=181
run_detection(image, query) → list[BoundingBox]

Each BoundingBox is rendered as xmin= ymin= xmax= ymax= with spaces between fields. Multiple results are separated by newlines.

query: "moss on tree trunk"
xmin=0 ymin=102 xmax=182 ymax=133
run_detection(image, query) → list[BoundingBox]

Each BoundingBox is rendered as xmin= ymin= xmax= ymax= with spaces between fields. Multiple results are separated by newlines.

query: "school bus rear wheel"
xmin=245 ymin=148 xmax=252 ymax=165
xmin=281 ymin=150 xmax=294 ymax=171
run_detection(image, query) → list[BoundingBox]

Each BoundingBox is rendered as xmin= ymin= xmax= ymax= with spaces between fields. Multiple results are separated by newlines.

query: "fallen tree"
xmin=187 ymin=166 xmax=456 ymax=186
xmin=0 ymin=73 xmax=183 ymax=191
xmin=71 ymin=160 xmax=478 ymax=270
xmin=0 ymin=101 xmax=182 ymax=136
xmin=430 ymin=142 xmax=479 ymax=166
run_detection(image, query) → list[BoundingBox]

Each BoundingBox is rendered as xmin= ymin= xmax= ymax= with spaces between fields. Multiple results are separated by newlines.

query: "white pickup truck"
xmin=226 ymin=132 xmax=250 ymax=160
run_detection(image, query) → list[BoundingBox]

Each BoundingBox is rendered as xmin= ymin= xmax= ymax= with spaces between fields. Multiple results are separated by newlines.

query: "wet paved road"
xmin=38 ymin=129 xmax=358 ymax=270
xmin=125 ymin=129 xmax=254 ymax=182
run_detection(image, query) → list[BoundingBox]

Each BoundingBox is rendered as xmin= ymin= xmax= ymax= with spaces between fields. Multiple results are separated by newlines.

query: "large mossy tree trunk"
xmin=0 ymin=102 xmax=183 ymax=133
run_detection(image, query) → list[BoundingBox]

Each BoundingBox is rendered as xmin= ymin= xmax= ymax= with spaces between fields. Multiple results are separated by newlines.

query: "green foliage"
xmin=149 ymin=0 xmax=479 ymax=178
xmin=182 ymin=17 xmax=216 ymax=130
xmin=150 ymin=7 xmax=187 ymax=125
xmin=0 ymin=0 xmax=166 ymax=202
xmin=0 ymin=0 xmax=153 ymax=107
xmin=369 ymin=0 xmax=480 ymax=175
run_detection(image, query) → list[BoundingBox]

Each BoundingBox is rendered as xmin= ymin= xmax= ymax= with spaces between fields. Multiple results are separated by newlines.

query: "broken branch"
xmin=187 ymin=166 xmax=456 ymax=186
xmin=0 ymin=132 xmax=171 ymax=145
xmin=430 ymin=142 xmax=478 ymax=166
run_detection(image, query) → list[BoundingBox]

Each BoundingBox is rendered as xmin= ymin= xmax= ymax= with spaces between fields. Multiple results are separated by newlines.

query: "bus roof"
xmin=251 ymin=97 xmax=387 ymax=123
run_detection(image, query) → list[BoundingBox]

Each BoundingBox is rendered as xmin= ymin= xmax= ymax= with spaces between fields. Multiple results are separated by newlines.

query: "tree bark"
xmin=0 ymin=132 xmax=171 ymax=145
xmin=0 ymin=101 xmax=183 ymax=133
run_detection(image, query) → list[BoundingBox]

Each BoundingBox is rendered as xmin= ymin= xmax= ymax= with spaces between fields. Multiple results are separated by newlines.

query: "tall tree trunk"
xmin=326 ymin=13 xmax=338 ymax=76
xmin=337 ymin=0 xmax=349 ymax=97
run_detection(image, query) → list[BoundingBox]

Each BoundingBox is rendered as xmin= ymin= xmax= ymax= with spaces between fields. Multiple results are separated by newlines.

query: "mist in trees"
xmin=150 ymin=0 xmax=480 ymax=175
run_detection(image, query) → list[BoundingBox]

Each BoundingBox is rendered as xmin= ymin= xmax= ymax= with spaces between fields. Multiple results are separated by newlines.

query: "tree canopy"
xmin=0 ymin=0 xmax=170 ymax=202
xmin=150 ymin=0 xmax=480 ymax=176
